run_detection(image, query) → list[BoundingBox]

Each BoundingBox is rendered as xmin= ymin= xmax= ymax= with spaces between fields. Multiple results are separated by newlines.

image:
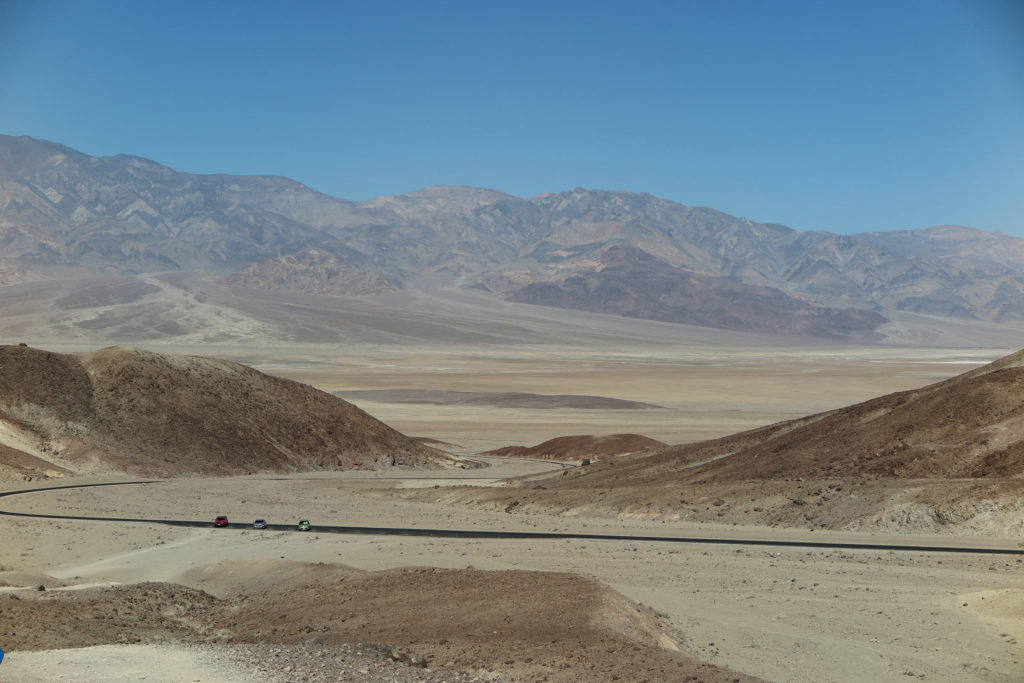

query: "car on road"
xmin=297 ymin=519 xmax=311 ymax=531
xmin=252 ymin=518 xmax=267 ymax=529
xmin=213 ymin=515 xmax=229 ymax=528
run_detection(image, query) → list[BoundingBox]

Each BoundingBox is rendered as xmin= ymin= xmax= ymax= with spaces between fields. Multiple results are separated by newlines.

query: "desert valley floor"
xmin=2 ymin=341 xmax=1023 ymax=682
xmin=249 ymin=344 xmax=1008 ymax=450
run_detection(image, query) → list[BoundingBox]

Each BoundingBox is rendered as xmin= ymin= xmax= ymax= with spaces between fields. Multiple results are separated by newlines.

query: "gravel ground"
xmin=196 ymin=641 xmax=501 ymax=682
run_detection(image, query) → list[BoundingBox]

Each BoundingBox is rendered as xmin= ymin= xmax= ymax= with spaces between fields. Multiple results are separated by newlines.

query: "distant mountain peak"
xmin=2 ymin=135 xmax=1023 ymax=341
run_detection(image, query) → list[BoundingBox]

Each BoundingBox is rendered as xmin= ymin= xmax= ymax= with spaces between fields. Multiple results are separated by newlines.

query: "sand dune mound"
xmin=0 ymin=345 xmax=458 ymax=476
xmin=483 ymin=433 xmax=666 ymax=461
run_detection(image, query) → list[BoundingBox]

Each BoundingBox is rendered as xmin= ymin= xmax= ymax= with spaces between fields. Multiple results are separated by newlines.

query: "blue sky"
xmin=1 ymin=0 xmax=1022 ymax=235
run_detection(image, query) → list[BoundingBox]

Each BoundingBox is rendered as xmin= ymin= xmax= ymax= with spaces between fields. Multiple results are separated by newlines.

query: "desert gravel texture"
xmin=1 ymin=467 xmax=1022 ymax=682
xmin=1 ymin=343 xmax=1022 ymax=681
xmin=2 ymin=642 xmax=508 ymax=682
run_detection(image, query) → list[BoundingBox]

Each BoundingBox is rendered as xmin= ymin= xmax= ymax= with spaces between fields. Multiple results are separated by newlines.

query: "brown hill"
xmin=483 ymin=433 xmax=666 ymax=461
xmin=1 ymin=561 xmax=756 ymax=682
xmin=541 ymin=347 xmax=1024 ymax=488
xmin=395 ymin=349 xmax=1024 ymax=534
xmin=183 ymin=560 xmax=754 ymax=682
xmin=0 ymin=344 xmax=460 ymax=476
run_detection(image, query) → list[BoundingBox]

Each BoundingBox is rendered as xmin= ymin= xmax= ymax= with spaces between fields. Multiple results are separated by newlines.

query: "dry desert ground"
xmin=2 ymin=342 xmax=1023 ymax=682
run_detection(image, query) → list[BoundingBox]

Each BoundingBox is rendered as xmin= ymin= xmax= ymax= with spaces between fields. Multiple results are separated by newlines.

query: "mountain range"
xmin=3 ymin=133 xmax=1024 ymax=342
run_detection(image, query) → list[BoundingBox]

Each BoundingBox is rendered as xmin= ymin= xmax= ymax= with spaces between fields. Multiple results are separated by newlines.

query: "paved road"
xmin=2 ymin=479 xmax=1022 ymax=556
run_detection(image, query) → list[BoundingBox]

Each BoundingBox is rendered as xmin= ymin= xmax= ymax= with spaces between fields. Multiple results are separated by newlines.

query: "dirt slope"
xmin=545 ymin=347 xmax=1024 ymax=486
xmin=0 ymin=443 xmax=71 ymax=480
xmin=482 ymin=433 xmax=666 ymax=461
xmin=393 ymin=348 xmax=1024 ymax=534
xmin=0 ymin=344 xmax=460 ymax=477
xmin=0 ymin=561 xmax=758 ymax=682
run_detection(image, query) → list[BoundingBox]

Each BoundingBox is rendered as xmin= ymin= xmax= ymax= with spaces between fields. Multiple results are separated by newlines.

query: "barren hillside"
xmin=564 ymin=347 xmax=1024 ymax=485
xmin=483 ymin=433 xmax=666 ymax=461
xmin=392 ymin=348 xmax=1024 ymax=534
xmin=0 ymin=344 xmax=459 ymax=477
xmin=507 ymin=245 xmax=889 ymax=340
xmin=0 ymin=560 xmax=756 ymax=682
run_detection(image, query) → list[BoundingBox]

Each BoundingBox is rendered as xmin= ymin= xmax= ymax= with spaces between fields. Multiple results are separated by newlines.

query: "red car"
xmin=213 ymin=515 xmax=229 ymax=528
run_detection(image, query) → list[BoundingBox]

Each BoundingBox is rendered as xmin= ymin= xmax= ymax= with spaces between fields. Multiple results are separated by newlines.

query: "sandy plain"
xmin=2 ymin=340 xmax=1022 ymax=681
xmin=209 ymin=343 xmax=1008 ymax=450
xmin=2 ymin=464 xmax=1023 ymax=682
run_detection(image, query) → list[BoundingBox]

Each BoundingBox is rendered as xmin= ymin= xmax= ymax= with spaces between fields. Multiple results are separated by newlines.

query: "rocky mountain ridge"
xmin=4 ymin=134 xmax=1024 ymax=340
xmin=507 ymin=244 xmax=889 ymax=339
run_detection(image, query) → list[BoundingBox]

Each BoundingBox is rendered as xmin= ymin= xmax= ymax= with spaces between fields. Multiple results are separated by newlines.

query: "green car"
xmin=297 ymin=519 xmax=311 ymax=531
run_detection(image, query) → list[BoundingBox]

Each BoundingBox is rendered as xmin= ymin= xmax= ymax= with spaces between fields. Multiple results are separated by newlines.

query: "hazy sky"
xmin=2 ymin=0 xmax=1022 ymax=235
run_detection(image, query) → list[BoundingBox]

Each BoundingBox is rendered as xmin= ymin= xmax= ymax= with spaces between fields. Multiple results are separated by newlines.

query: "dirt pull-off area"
xmin=0 ymin=344 xmax=465 ymax=477
xmin=0 ymin=561 xmax=756 ymax=682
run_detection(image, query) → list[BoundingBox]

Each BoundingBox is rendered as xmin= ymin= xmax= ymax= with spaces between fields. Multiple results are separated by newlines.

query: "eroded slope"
xmin=0 ymin=561 xmax=758 ymax=682
xmin=0 ymin=344 xmax=459 ymax=476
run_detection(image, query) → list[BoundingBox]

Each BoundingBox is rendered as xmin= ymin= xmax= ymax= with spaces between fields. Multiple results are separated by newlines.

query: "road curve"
xmin=2 ymin=479 xmax=1022 ymax=556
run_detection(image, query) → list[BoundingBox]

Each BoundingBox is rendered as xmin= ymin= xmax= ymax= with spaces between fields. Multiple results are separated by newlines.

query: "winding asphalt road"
xmin=2 ymin=479 xmax=1022 ymax=556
